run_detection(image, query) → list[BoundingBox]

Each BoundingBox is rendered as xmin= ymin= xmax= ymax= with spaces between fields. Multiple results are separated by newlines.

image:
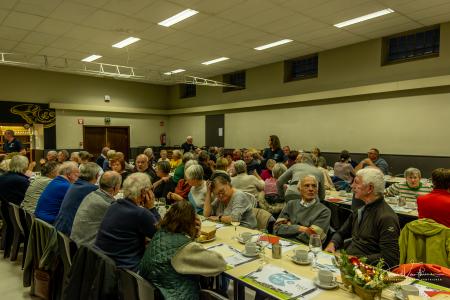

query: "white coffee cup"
xmin=294 ymin=249 xmax=309 ymax=262
xmin=239 ymin=232 xmax=253 ymax=243
xmin=318 ymin=270 xmax=334 ymax=285
xmin=245 ymin=242 xmax=258 ymax=255
xmin=401 ymin=285 xmax=419 ymax=298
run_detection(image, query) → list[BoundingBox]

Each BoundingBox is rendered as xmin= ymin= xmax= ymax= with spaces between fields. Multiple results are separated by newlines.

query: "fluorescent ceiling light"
xmin=158 ymin=9 xmax=199 ymax=27
xmin=81 ymin=54 xmax=102 ymax=62
xmin=254 ymin=39 xmax=293 ymax=51
xmin=334 ymin=8 xmax=394 ymax=28
xmin=163 ymin=69 xmax=186 ymax=75
xmin=201 ymin=57 xmax=229 ymax=65
xmin=112 ymin=37 xmax=140 ymax=48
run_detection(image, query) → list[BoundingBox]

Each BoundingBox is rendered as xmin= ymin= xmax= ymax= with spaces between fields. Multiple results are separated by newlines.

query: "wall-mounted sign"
xmin=160 ymin=121 xmax=164 ymax=126
xmin=77 ymin=119 xmax=84 ymax=125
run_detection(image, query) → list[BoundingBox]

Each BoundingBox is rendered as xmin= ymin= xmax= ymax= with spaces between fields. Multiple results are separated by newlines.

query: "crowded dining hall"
xmin=1 ymin=1 xmax=450 ymax=299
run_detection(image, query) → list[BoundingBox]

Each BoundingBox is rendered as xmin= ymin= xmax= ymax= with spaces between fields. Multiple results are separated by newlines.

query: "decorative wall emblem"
xmin=10 ymin=104 xmax=56 ymax=128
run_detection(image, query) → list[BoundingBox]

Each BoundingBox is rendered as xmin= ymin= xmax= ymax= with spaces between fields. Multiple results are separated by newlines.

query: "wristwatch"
xmin=218 ymin=215 xmax=223 ymax=222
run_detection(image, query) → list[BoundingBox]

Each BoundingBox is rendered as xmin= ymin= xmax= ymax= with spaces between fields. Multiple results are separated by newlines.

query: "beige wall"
xmin=0 ymin=65 xmax=169 ymax=109
xmin=167 ymin=115 xmax=205 ymax=147
xmin=56 ymin=110 xmax=168 ymax=149
xmin=167 ymin=23 xmax=450 ymax=109
xmin=223 ymin=91 xmax=450 ymax=156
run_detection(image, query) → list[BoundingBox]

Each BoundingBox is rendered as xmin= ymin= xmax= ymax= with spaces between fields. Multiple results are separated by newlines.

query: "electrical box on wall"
xmin=104 ymin=117 xmax=111 ymax=125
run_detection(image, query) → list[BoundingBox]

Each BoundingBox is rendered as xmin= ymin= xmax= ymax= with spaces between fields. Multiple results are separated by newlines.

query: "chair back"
xmin=252 ymin=208 xmax=275 ymax=232
xmin=118 ymin=268 xmax=161 ymax=300
xmin=10 ymin=203 xmax=25 ymax=235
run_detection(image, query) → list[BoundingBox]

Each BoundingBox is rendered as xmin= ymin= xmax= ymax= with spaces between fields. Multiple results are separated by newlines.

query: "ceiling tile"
xmin=135 ymin=41 xmax=169 ymax=54
xmin=3 ymin=11 xmax=44 ymax=30
xmin=64 ymin=50 xmax=90 ymax=60
xmin=135 ymin=0 xmax=186 ymax=24
xmin=50 ymin=36 xmax=84 ymax=50
xmin=104 ymin=0 xmax=155 ymax=16
xmin=189 ymin=0 xmax=244 ymax=15
xmin=258 ymin=13 xmax=313 ymax=34
xmin=182 ymin=16 xmax=232 ymax=35
xmin=238 ymin=6 xmax=296 ymax=28
xmin=217 ymin=0 xmax=276 ymax=22
xmin=345 ymin=14 xmax=420 ymax=37
xmin=64 ymin=25 xmax=107 ymax=42
xmin=0 ymin=25 xmax=29 ymax=41
xmin=49 ymin=1 xmax=96 ymax=23
xmin=0 ymin=0 xmax=18 ymax=10
xmin=38 ymin=46 xmax=67 ymax=57
xmin=15 ymin=0 xmax=62 ymax=17
xmin=13 ymin=41 xmax=44 ymax=54
xmin=73 ymin=0 xmax=109 ymax=8
xmin=315 ymin=0 xmax=387 ymax=25
xmin=140 ymin=25 xmax=175 ymax=41
xmin=153 ymin=30 xmax=197 ymax=46
xmin=0 ymin=9 xmax=9 ymax=23
xmin=22 ymin=31 xmax=59 ymax=45
xmin=34 ymin=18 xmax=75 ymax=35
xmin=0 ymin=39 xmax=18 ymax=51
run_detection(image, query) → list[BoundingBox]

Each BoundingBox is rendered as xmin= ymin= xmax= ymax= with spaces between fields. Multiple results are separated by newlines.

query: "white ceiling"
xmin=0 ymin=0 xmax=450 ymax=84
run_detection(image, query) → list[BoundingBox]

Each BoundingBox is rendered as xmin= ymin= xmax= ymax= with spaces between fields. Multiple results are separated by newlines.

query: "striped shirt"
xmin=384 ymin=181 xmax=433 ymax=203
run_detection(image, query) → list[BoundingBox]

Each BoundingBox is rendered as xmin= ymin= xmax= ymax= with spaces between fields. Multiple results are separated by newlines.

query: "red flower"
xmin=350 ymin=257 xmax=361 ymax=266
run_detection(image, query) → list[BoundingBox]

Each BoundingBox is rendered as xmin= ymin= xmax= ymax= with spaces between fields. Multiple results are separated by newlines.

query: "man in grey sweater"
xmin=71 ymin=171 xmax=122 ymax=246
xmin=277 ymin=153 xmax=325 ymax=201
xmin=274 ymin=175 xmax=331 ymax=244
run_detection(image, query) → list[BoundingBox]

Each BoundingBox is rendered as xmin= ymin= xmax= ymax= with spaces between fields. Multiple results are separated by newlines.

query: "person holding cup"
xmin=273 ymin=175 xmax=331 ymax=244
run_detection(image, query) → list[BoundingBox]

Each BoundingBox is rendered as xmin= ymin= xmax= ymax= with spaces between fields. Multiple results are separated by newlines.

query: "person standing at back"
xmin=181 ymin=136 xmax=196 ymax=153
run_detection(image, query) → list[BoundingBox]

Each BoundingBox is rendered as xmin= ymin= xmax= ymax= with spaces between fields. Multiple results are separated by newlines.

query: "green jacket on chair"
xmin=399 ymin=218 xmax=450 ymax=268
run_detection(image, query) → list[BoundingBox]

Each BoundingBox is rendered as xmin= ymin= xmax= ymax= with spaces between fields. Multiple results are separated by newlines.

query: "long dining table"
xmin=200 ymin=223 xmax=450 ymax=300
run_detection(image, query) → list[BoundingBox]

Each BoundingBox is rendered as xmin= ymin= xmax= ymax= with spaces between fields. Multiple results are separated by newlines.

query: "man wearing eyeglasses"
xmin=354 ymin=148 xmax=389 ymax=175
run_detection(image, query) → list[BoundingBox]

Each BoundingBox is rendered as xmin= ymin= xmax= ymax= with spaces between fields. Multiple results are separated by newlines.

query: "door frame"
xmin=83 ymin=125 xmax=130 ymax=156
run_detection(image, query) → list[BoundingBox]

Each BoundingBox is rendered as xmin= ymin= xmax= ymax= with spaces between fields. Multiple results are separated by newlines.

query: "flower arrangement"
xmin=336 ymin=252 xmax=405 ymax=300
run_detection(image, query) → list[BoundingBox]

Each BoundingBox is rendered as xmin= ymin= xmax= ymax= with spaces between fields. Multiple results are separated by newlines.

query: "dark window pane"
xmin=223 ymin=71 xmax=246 ymax=92
xmin=286 ymin=54 xmax=318 ymax=81
xmin=180 ymin=84 xmax=196 ymax=98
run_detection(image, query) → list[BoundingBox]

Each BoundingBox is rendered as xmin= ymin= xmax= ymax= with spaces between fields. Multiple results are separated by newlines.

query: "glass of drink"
xmin=258 ymin=230 xmax=270 ymax=265
xmin=309 ymin=234 xmax=322 ymax=269
xmin=231 ymin=215 xmax=240 ymax=240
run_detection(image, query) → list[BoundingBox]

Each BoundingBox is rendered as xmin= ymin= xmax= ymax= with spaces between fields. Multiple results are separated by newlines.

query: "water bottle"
xmin=272 ymin=242 xmax=282 ymax=259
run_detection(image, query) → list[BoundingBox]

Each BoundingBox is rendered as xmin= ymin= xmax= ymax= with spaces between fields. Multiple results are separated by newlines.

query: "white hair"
xmin=9 ymin=155 xmax=29 ymax=173
xmin=234 ymin=160 xmax=247 ymax=174
xmin=404 ymin=167 xmax=421 ymax=178
xmin=123 ymin=172 xmax=152 ymax=200
xmin=298 ymin=174 xmax=318 ymax=188
xmin=79 ymin=162 xmax=101 ymax=181
xmin=59 ymin=161 xmax=79 ymax=176
xmin=272 ymin=163 xmax=287 ymax=179
xmin=185 ymin=164 xmax=203 ymax=181
xmin=356 ymin=168 xmax=385 ymax=196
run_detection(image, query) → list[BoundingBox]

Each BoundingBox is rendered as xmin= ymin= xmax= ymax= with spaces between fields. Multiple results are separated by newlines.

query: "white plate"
xmin=196 ymin=236 xmax=216 ymax=243
xmin=314 ymin=277 xmax=338 ymax=290
xmin=291 ymin=257 xmax=311 ymax=265
xmin=241 ymin=250 xmax=259 ymax=257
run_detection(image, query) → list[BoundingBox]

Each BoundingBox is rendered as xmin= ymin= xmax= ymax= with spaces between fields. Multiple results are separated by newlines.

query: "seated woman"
xmin=333 ymin=150 xmax=355 ymax=183
xmin=259 ymin=163 xmax=287 ymax=217
xmin=231 ymin=160 xmax=265 ymax=198
xmin=185 ymin=163 xmax=207 ymax=214
xmin=110 ymin=158 xmax=129 ymax=186
xmin=384 ymin=167 xmax=432 ymax=204
xmin=313 ymin=156 xmax=335 ymax=191
xmin=167 ymin=160 xmax=198 ymax=203
xmin=169 ymin=150 xmax=182 ymax=171
xmin=312 ymin=147 xmax=327 ymax=168
xmin=204 ymin=172 xmax=257 ymax=229
xmin=158 ymin=150 xmax=169 ymax=162
xmin=214 ymin=157 xmax=229 ymax=173
xmin=260 ymin=159 xmax=275 ymax=181
xmin=153 ymin=160 xmax=176 ymax=201
xmin=139 ymin=201 xmax=226 ymax=300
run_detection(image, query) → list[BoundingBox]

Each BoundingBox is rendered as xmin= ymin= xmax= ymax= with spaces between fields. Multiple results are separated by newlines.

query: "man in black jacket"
xmin=325 ymin=167 xmax=400 ymax=268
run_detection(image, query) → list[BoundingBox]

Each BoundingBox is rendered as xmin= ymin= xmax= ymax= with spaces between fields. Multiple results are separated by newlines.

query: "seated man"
xmin=204 ymin=172 xmax=257 ymax=229
xmin=95 ymin=146 xmax=109 ymax=168
xmin=54 ymin=162 xmax=101 ymax=235
xmin=95 ymin=173 xmax=160 ymax=271
xmin=384 ymin=167 xmax=432 ymax=204
xmin=325 ymin=168 xmax=400 ymax=268
xmin=35 ymin=161 xmax=80 ymax=224
xmin=133 ymin=154 xmax=157 ymax=184
xmin=417 ymin=168 xmax=450 ymax=227
xmin=274 ymin=175 xmax=331 ymax=244
xmin=355 ymin=148 xmax=389 ymax=175
xmin=71 ymin=171 xmax=122 ymax=246
xmin=21 ymin=161 xmax=59 ymax=214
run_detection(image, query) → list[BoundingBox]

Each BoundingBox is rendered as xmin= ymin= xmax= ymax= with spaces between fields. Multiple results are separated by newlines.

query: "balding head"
xmin=99 ymin=171 xmax=122 ymax=196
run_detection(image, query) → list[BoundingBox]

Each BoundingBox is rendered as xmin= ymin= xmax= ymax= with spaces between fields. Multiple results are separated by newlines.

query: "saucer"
xmin=291 ymin=257 xmax=311 ymax=265
xmin=314 ymin=277 xmax=338 ymax=290
xmin=196 ymin=236 xmax=216 ymax=243
xmin=242 ymin=250 xmax=259 ymax=257
xmin=237 ymin=237 xmax=251 ymax=244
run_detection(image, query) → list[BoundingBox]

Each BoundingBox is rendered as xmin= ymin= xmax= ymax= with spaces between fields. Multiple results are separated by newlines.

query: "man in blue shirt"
xmin=54 ymin=162 xmax=101 ymax=235
xmin=355 ymin=148 xmax=389 ymax=175
xmin=95 ymin=173 xmax=160 ymax=271
xmin=2 ymin=130 xmax=25 ymax=154
xmin=35 ymin=162 xmax=80 ymax=224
